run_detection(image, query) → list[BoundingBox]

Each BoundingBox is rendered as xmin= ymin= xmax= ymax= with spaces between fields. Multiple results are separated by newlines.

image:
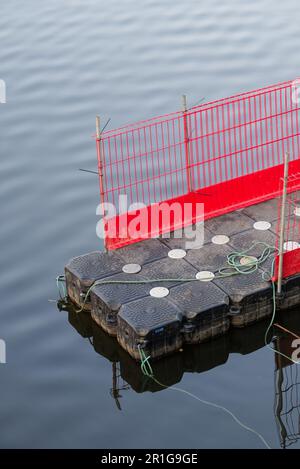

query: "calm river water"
xmin=1 ymin=0 xmax=300 ymax=448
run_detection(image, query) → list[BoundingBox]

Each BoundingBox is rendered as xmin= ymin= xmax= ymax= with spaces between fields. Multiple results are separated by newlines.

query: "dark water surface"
xmin=1 ymin=0 xmax=300 ymax=449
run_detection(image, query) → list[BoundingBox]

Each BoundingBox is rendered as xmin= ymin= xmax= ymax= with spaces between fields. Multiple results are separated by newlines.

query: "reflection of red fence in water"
xmin=97 ymin=79 xmax=300 ymax=250
xmin=274 ymin=336 xmax=300 ymax=448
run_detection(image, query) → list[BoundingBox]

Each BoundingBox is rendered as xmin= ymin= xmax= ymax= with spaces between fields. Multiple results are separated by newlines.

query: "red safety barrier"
xmin=273 ymin=169 xmax=300 ymax=280
xmin=96 ymin=79 xmax=300 ymax=250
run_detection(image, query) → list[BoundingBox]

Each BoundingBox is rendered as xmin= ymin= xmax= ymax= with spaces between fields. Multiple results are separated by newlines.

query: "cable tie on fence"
xmin=101 ymin=117 xmax=111 ymax=133
xmin=79 ymin=168 xmax=99 ymax=175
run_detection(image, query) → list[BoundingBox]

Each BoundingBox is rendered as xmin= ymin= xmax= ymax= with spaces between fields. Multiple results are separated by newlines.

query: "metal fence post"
xmin=96 ymin=116 xmax=105 ymax=205
xmin=277 ymin=151 xmax=289 ymax=295
xmin=96 ymin=116 xmax=107 ymax=249
xmin=182 ymin=95 xmax=193 ymax=193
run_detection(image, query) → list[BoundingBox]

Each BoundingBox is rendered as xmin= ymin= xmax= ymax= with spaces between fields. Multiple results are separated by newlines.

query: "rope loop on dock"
xmin=218 ymin=241 xmax=277 ymax=278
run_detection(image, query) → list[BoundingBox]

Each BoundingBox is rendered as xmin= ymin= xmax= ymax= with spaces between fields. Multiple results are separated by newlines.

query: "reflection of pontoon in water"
xmin=61 ymin=299 xmax=300 ymax=447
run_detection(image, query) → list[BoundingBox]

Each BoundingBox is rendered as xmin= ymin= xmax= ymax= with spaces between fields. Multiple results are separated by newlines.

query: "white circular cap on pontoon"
xmin=240 ymin=256 xmax=258 ymax=266
xmin=122 ymin=263 xmax=142 ymax=274
xmin=211 ymin=235 xmax=230 ymax=245
xmin=283 ymin=241 xmax=300 ymax=251
xmin=294 ymin=207 xmax=300 ymax=217
xmin=196 ymin=271 xmax=215 ymax=282
xmin=168 ymin=249 xmax=187 ymax=259
xmin=253 ymin=221 xmax=271 ymax=231
xmin=149 ymin=287 xmax=169 ymax=298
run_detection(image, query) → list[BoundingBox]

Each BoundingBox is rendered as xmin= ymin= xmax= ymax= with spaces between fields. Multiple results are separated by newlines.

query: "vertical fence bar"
xmin=96 ymin=115 xmax=105 ymax=207
xmin=277 ymin=151 xmax=290 ymax=295
xmin=182 ymin=95 xmax=193 ymax=192
xmin=96 ymin=115 xmax=107 ymax=249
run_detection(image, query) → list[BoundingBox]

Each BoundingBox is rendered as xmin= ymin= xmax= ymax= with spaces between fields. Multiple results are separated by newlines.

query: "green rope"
xmin=137 ymin=345 xmax=271 ymax=449
xmin=218 ymin=241 xmax=277 ymax=278
xmin=264 ymin=277 xmax=300 ymax=365
xmin=138 ymin=345 xmax=154 ymax=377
xmin=70 ymin=241 xmax=277 ymax=313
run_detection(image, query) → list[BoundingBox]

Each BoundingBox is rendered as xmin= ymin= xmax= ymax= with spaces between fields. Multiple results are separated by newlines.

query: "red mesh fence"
xmin=273 ymin=171 xmax=300 ymax=280
xmin=97 ymin=79 xmax=300 ymax=249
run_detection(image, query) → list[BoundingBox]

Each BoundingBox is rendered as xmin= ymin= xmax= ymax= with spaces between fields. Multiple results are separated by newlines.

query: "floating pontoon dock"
xmin=65 ymin=79 xmax=300 ymax=360
xmin=65 ymin=194 xmax=300 ymax=360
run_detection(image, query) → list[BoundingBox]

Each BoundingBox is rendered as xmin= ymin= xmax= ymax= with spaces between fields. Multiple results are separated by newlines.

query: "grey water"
xmin=1 ymin=0 xmax=300 ymax=449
